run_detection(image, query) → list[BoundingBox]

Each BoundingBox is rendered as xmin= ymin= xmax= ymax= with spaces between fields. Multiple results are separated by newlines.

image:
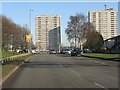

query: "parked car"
xmin=71 ymin=48 xmax=82 ymax=56
xmin=16 ymin=49 xmax=24 ymax=53
xmin=84 ymin=49 xmax=92 ymax=53
xmin=61 ymin=48 xmax=71 ymax=54
xmin=49 ymin=49 xmax=56 ymax=54
xmin=31 ymin=49 xmax=37 ymax=54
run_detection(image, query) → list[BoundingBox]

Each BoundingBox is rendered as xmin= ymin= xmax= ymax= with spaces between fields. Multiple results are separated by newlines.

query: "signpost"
xmin=26 ymin=34 xmax=31 ymax=43
xmin=26 ymin=34 xmax=31 ymax=53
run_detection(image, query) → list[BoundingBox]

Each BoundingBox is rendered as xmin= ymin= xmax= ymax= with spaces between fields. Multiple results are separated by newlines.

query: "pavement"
xmin=2 ymin=54 xmax=119 ymax=89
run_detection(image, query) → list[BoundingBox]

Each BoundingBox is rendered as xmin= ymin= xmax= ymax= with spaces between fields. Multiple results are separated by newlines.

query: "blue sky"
xmin=1 ymin=2 xmax=119 ymax=46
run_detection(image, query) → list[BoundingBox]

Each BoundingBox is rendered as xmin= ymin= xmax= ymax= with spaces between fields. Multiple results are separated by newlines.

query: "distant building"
xmin=35 ymin=15 xmax=61 ymax=52
xmin=88 ymin=8 xmax=118 ymax=40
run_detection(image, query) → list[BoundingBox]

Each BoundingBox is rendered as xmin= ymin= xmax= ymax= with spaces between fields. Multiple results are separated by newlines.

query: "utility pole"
xmin=29 ymin=9 xmax=33 ymax=53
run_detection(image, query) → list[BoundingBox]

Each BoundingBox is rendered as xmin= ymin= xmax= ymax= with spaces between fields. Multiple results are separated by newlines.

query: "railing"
xmin=0 ymin=53 xmax=31 ymax=65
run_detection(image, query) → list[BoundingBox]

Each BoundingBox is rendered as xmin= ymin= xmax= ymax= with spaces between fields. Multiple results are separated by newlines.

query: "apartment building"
xmin=88 ymin=8 xmax=118 ymax=40
xmin=35 ymin=15 xmax=61 ymax=52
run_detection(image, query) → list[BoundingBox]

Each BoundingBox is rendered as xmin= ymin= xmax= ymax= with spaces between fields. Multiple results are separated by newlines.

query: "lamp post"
xmin=29 ymin=9 xmax=33 ymax=53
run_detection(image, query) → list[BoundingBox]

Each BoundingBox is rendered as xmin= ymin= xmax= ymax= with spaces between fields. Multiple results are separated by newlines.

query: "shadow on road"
xmin=22 ymin=60 xmax=109 ymax=69
xmin=56 ymin=54 xmax=81 ymax=57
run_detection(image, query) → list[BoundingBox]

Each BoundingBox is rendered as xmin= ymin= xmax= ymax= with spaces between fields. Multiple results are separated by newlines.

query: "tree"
xmin=20 ymin=26 xmax=30 ymax=50
xmin=65 ymin=13 xmax=87 ymax=50
xmin=84 ymin=30 xmax=104 ymax=50
xmin=2 ymin=15 xmax=13 ymax=51
xmin=82 ymin=22 xmax=104 ymax=50
xmin=65 ymin=13 xmax=104 ymax=51
xmin=1 ymin=15 xmax=30 ymax=51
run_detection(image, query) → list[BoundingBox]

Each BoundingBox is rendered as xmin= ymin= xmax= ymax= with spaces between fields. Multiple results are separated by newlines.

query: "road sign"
xmin=26 ymin=34 xmax=31 ymax=42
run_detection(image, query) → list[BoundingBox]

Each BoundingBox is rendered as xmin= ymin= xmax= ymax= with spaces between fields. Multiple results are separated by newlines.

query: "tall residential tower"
xmin=88 ymin=8 xmax=118 ymax=40
xmin=35 ymin=15 xmax=61 ymax=52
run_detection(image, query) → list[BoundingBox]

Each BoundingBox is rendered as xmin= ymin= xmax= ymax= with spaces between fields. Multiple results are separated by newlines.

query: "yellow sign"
xmin=26 ymin=34 xmax=31 ymax=42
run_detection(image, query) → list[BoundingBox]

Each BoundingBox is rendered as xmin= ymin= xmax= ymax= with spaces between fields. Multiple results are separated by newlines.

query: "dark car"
xmin=71 ymin=48 xmax=82 ymax=56
xmin=49 ymin=49 xmax=56 ymax=54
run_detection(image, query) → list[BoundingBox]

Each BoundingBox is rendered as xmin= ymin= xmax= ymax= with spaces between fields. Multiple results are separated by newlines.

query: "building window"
xmin=111 ymin=26 xmax=114 ymax=27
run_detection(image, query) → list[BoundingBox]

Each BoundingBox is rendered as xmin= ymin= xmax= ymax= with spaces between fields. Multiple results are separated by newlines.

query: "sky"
xmin=1 ymin=1 xmax=119 ymax=46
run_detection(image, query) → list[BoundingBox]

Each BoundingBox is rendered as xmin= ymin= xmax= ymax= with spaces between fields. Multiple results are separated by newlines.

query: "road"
xmin=2 ymin=54 xmax=119 ymax=89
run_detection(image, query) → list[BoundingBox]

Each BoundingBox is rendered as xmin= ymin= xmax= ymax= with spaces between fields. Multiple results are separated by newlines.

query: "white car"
xmin=31 ymin=50 xmax=37 ymax=54
xmin=16 ymin=49 xmax=23 ymax=53
xmin=61 ymin=49 xmax=71 ymax=54
xmin=49 ymin=49 xmax=56 ymax=54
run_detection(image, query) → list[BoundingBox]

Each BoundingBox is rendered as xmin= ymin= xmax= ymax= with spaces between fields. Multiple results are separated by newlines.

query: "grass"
xmin=0 ymin=52 xmax=1 ymax=59
xmin=0 ymin=51 xmax=23 ymax=59
xmin=2 ymin=63 xmax=18 ymax=77
xmin=83 ymin=53 xmax=120 ymax=60
xmin=2 ymin=55 xmax=32 ymax=77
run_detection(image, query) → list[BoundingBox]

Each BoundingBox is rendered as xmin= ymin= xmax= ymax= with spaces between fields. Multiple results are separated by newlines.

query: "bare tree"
xmin=20 ymin=26 xmax=30 ymax=49
xmin=65 ymin=13 xmax=87 ymax=50
xmin=65 ymin=13 xmax=103 ymax=51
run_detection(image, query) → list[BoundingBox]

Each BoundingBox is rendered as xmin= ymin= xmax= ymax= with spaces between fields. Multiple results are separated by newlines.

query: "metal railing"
xmin=0 ymin=53 xmax=31 ymax=65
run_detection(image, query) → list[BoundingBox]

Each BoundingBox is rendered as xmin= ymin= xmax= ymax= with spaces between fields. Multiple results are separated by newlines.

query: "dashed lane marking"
xmin=94 ymin=82 xmax=109 ymax=90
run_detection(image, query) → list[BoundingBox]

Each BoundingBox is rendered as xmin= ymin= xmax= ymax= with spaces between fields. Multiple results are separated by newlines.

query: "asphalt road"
xmin=2 ymin=54 xmax=119 ymax=89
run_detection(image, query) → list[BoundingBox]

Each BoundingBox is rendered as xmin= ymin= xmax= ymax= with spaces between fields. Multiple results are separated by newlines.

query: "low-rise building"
xmin=104 ymin=35 xmax=120 ymax=53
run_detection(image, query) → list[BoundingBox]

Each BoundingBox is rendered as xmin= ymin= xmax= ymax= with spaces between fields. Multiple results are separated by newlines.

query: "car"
xmin=49 ymin=49 xmax=56 ymax=54
xmin=71 ymin=48 xmax=83 ymax=56
xmin=31 ymin=50 xmax=37 ymax=54
xmin=16 ymin=49 xmax=24 ymax=53
xmin=61 ymin=48 xmax=71 ymax=54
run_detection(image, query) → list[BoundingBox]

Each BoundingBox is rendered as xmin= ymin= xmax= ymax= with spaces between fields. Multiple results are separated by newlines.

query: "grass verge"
xmin=0 ymin=51 xmax=24 ymax=59
xmin=82 ymin=53 xmax=120 ymax=60
xmin=2 ymin=55 xmax=32 ymax=77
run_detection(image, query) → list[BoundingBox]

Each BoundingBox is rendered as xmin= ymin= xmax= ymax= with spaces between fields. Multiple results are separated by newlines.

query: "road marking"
xmin=69 ymin=69 xmax=109 ymax=90
xmin=94 ymin=82 xmax=109 ymax=90
xmin=90 ymin=60 xmax=108 ymax=66
xmin=69 ymin=69 xmax=81 ymax=76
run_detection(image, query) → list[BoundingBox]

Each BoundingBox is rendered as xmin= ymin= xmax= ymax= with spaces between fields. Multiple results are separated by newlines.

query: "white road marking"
xmin=69 ymin=69 xmax=81 ymax=76
xmin=69 ymin=69 xmax=109 ymax=90
xmin=88 ymin=60 xmax=108 ymax=65
xmin=94 ymin=82 xmax=109 ymax=90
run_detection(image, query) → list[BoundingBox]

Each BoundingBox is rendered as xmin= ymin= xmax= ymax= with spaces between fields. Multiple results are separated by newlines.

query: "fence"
xmin=0 ymin=53 xmax=31 ymax=65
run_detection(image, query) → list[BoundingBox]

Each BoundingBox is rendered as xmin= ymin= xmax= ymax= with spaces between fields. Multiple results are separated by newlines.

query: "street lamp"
xmin=29 ymin=9 xmax=33 ymax=53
